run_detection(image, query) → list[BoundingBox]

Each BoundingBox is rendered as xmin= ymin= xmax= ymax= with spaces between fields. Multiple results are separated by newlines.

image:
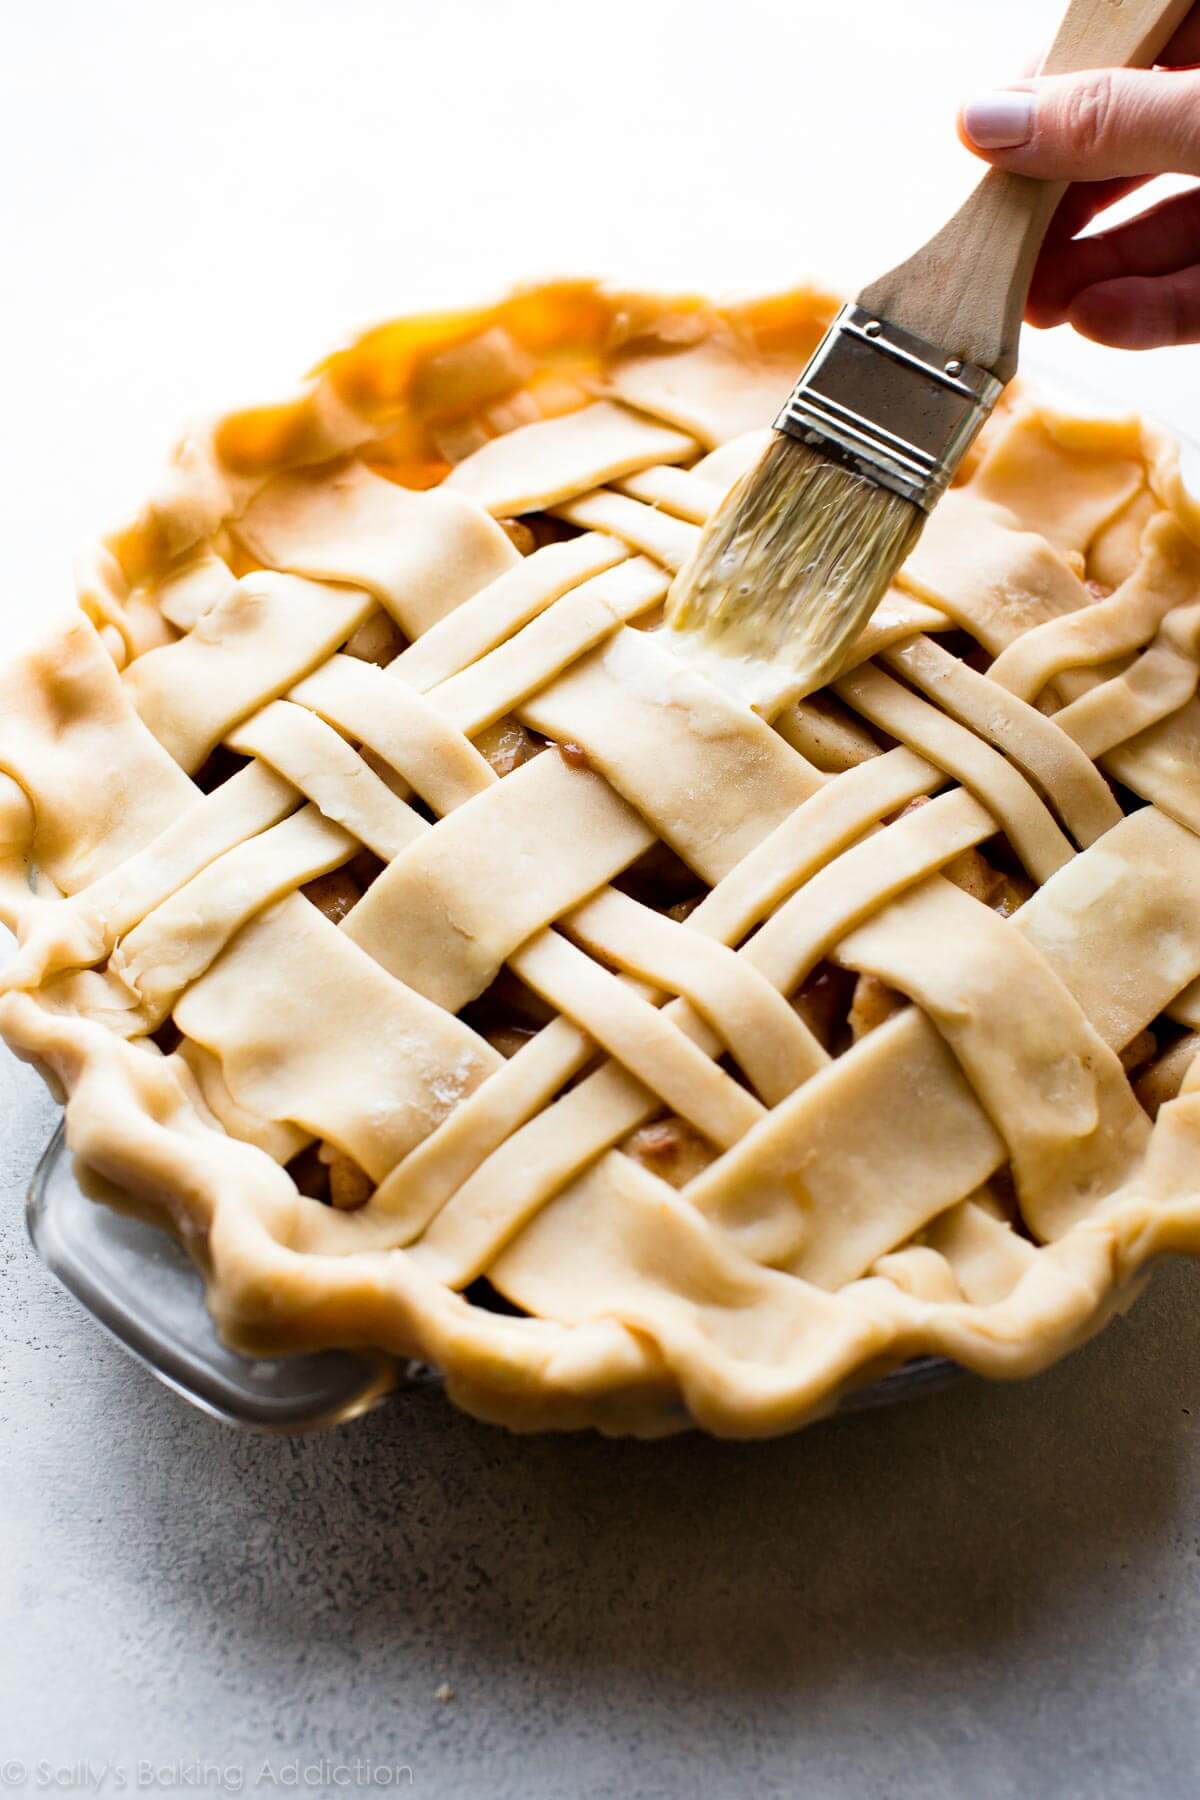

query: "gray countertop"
xmin=2 ymin=1043 xmax=1198 ymax=1800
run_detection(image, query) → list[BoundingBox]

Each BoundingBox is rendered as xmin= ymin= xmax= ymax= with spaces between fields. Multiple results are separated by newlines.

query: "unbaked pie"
xmin=4 ymin=279 xmax=1200 ymax=1436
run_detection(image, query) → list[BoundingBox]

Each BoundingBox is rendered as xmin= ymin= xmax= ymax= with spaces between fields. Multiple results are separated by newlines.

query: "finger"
xmin=1028 ymin=182 xmax=1200 ymax=324
xmin=1023 ymin=177 xmax=1152 ymax=323
xmin=1067 ymin=264 xmax=1200 ymax=347
xmin=1042 ymin=175 xmax=1152 ymax=245
xmin=958 ymin=68 xmax=1200 ymax=179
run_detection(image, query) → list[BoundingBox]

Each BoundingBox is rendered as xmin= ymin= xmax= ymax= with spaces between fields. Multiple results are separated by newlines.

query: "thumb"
xmin=959 ymin=68 xmax=1200 ymax=180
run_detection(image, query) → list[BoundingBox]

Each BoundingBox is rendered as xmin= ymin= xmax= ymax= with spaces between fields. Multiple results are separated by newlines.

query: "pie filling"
xmin=3 ymin=278 xmax=1200 ymax=1436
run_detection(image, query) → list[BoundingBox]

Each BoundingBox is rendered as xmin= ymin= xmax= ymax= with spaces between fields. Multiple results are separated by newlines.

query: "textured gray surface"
xmin=1 ymin=1044 xmax=1199 ymax=1800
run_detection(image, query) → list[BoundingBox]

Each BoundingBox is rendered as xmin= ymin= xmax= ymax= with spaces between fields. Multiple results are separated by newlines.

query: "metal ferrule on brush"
xmin=774 ymin=303 xmax=1003 ymax=512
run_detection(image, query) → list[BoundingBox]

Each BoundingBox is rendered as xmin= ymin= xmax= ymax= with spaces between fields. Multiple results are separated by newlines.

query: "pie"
xmin=3 ymin=278 xmax=1200 ymax=1437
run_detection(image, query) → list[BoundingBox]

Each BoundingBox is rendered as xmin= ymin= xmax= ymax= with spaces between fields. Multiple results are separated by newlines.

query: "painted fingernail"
xmin=962 ymin=90 xmax=1035 ymax=149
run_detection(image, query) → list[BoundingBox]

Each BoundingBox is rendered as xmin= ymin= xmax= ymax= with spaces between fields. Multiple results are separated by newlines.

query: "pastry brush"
xmin=667 ymin=0 xmax=1191 ymax=708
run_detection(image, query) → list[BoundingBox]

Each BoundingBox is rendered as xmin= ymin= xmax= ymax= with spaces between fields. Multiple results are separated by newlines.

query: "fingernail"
xmin=962 ymin=89 xmax=1035 ymax=149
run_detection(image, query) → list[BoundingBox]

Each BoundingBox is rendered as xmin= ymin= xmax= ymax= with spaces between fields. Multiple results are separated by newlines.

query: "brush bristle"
xmin=666 ymin=436 xmax=924 ymax=697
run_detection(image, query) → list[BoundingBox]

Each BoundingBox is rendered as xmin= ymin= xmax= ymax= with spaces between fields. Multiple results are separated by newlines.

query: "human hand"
xmin=957 ymin=6 xmax=1200 ymax=347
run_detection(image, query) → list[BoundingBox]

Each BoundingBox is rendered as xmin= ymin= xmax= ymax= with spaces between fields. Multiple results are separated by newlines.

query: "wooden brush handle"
xmin=858 ymin=0 xmax=1193 ymax=382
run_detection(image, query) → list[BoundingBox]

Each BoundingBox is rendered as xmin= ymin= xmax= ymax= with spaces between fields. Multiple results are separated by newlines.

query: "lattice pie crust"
xmin=4 ymin=281 xmax=1200 ymax=1435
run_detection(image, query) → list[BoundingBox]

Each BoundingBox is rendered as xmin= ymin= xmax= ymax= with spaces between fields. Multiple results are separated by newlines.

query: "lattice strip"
xmin=682 ymin=1006 xmax=1005 ymax=1284
xmin=607 ymin=330 xmax=819 ymax=445
xmin=616 ymin=464 xmax=723 ymax=522
xmin=689 ymin=431 xmax=773 ymax=493
xmin=509 ymin=929 xmax=763 ymax=1146
xmin=921 ymin=1198 xmax=1040 ymax=1306
xmin=234 ymin=461 xmax=520 ymax=636
xmin=828 ymin=592 xmax=954 ymax=680
xmin=551 ymin=489 xmax=701 ymax=571
xmin=1015 ymin=807 xmax=1200 ymax=1050
xmin=290 ymin=655 xmax=496 ymax=810
xmin=839 ymin=877 xmax=1149 ymax=1239
xmin=340 ymin=749 xmax=653 ymax=1009
xmin=882 ymin=634 xmax=1121 ymax=846
xmin=124 ymin=572 xmax=375 ymax=771
xmin=739 ymin=788 xmax=995 ymax=994
xmin=411 ymin=1058 xmax=657 ymax=1288
xmin=0 ymin=619 xmax=195 ymax=897
xmin=354 ymin=1016 xmax=596 ymax=1247
xmin=227 ymin=700 xmax=424 ymax=861
xmin=775 ymin=697 xmax=883 ymax=773
xmin=156 ymin=549 xmax=239 ymax=632
xmin=111 ymin=805 xmax=355 ymax=1025
xmin=989 ymin=514 xmax=1200 ymax=701
xmin=561 ymin=888 xmax=823 ymax=1105
xmin=24 ymin=762 xmax=297 ymax=985
xmin=429 ymin=557 xmax=669 ymax=736
xmin=522 ymin=626 xmax=822 ymax=882
xmin=389 ymin=533 xmax=626 ymax=692
xmin=176 ymin=895 xmax=501 ymax=1181
xmin=179 ymin=1038 xmax=311 ymax=1166
xmin=683 ymin=746 xmax=938 ymax=944
xmin=1052 ymin=633 xmax=1200 ymax=759
xmin=444 ymin=399 xmax=697 ymax=514
xmin=1103 ymin=696 xmax=1200 ymax=833
xmin=970 ymin=406 xmax=1145 ymax=554
xmin=898 ymin=488 xmax=1089 ymax=653
xmin=833 ymin=664 xmax=1073 ymax=880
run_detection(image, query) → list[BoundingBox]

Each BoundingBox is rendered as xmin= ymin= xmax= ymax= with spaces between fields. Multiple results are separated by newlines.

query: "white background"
xmin=1 ymin=0 xmax=1195 ymax=661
